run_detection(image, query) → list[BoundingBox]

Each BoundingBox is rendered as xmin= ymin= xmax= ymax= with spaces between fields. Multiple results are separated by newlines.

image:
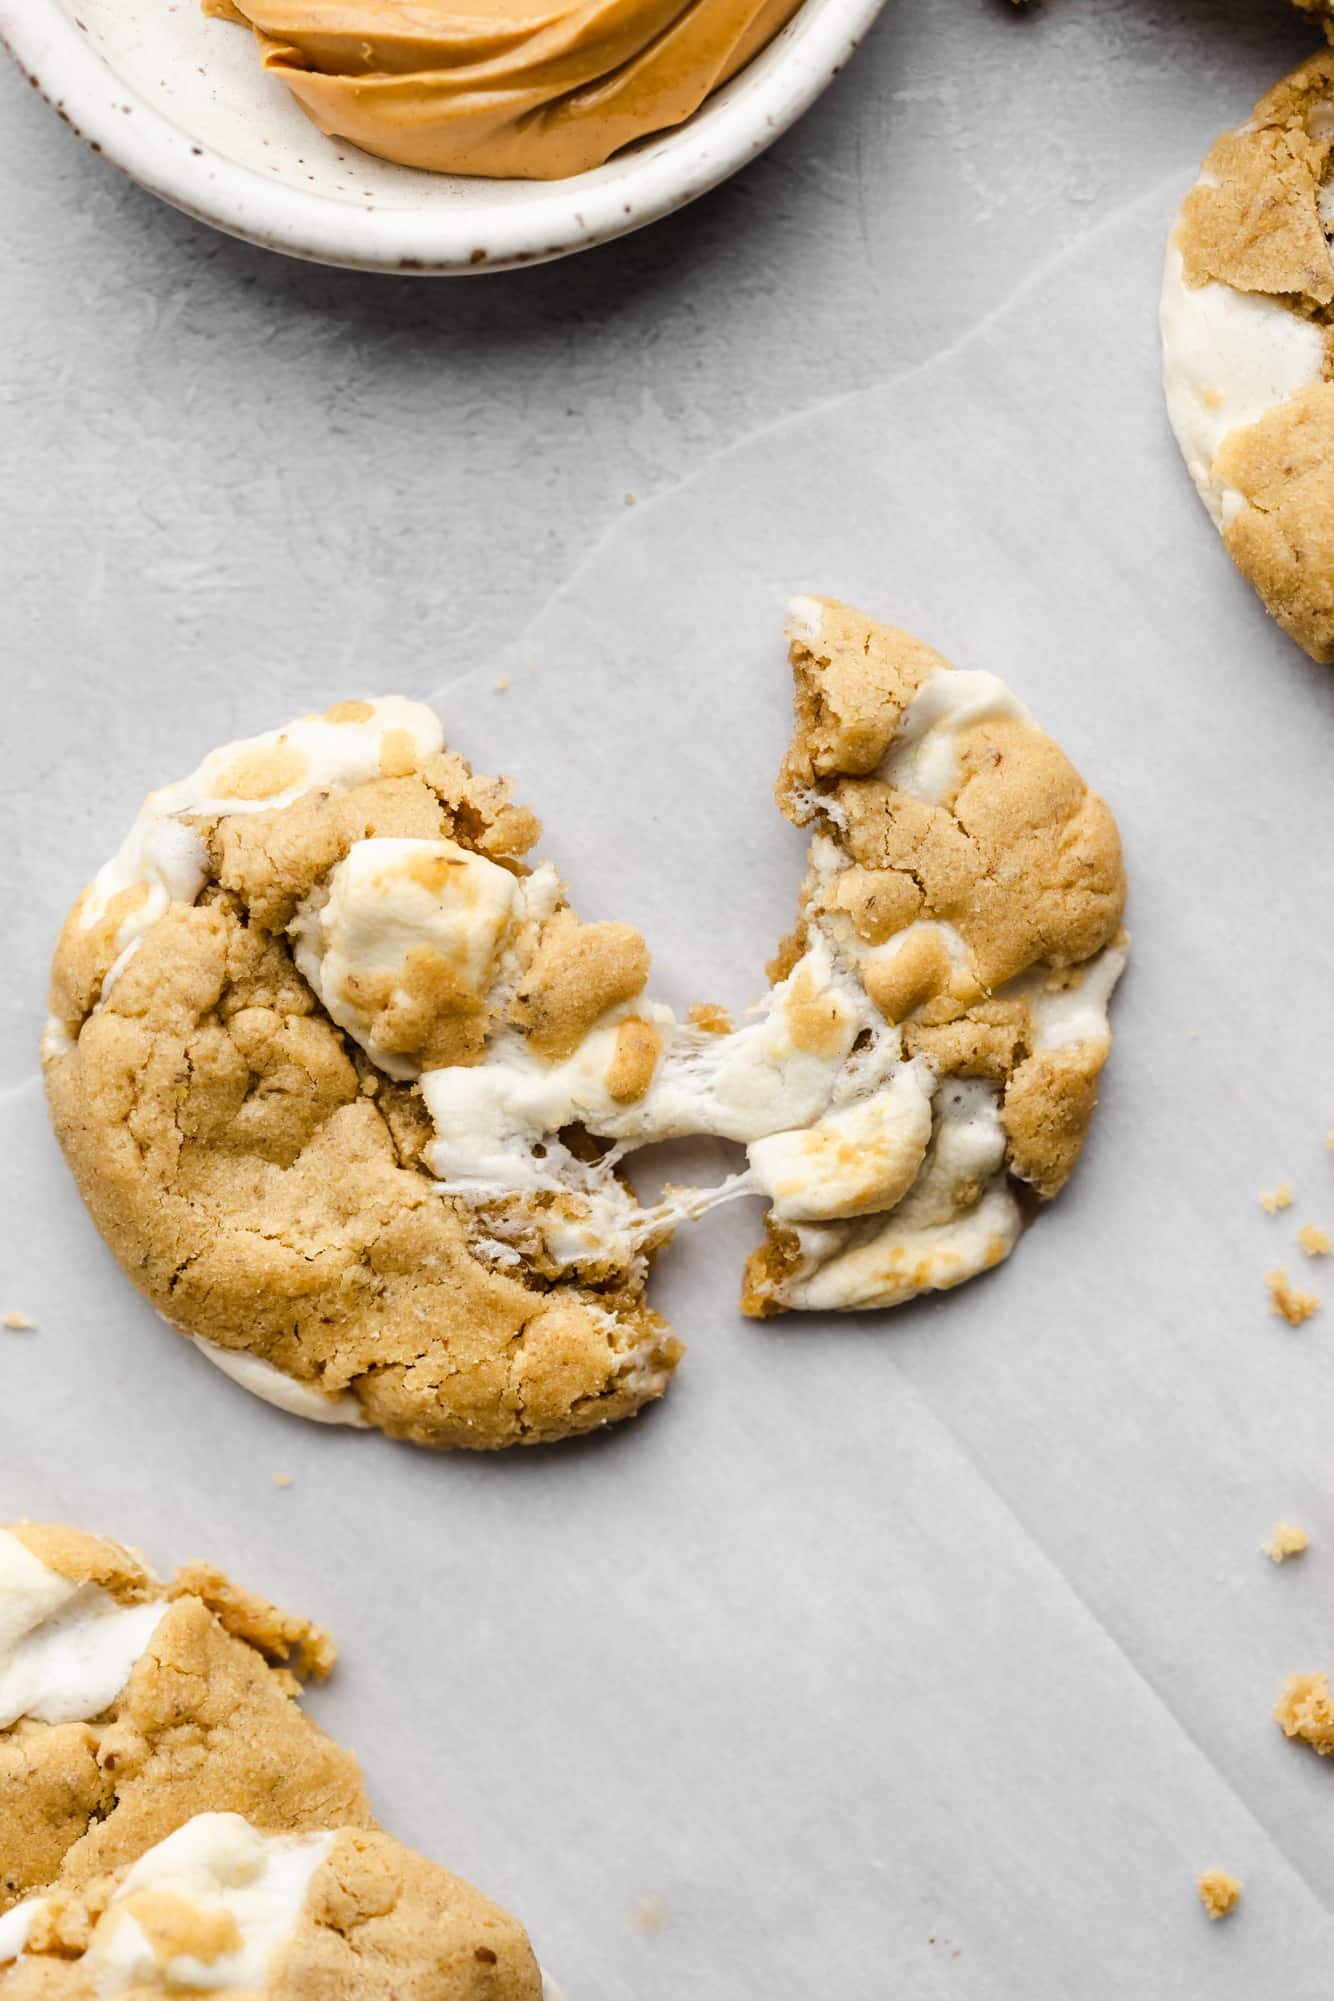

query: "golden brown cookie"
xmin=43 ymin=699 xmax=681 ymax=1450
xmin=1161 ymin=51 xmax=1334 ymax=661
xmin=738 ymin=597 xmax=1127 ymax=1311
xmin=0 ymin=1523 xmax=368 ymax=1914
xmin=0 ymin=1814 xmax=546 ymax=1999
xmin=46 ymin=648 xmax=1125 ymax=1415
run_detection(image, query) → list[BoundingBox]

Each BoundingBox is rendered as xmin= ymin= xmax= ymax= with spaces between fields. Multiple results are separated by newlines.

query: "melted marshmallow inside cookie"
xmin=45 ymin=697 xmax=685 ymax=1437
xmin=46 ymin=699 xmax=445 ymax=1040
xmin=1161 ymin=235 xmax=1326 ymax=527
xmin=48 ymin=645 xmax=1122 ymax=1429
xmin=278 ymin=618 xmax=1123 ymax=1315
xmin=0 ymin=1530 xmax=167 ymax=1731
xmin=90 ymin=1816 xmax=330 ymax=1994
xmin=290 ymin=836 xmax=525 ymax=1080
xmin=0 ymin=1814 xmax=569 ymax=1998
xmin=875 ymin=665 xmax=1032 ymax=803
xmin=189 ymin=1339 xmax=371 ymax=1427
xmin=760 ymin=600 xmax=1128 ymax=1320
xmin=768 ymin=1080 xmax=1018 ymax=1311
xmin=286 ymin=886 xmax=926 ymax=1285
xmin=0 ymin=1815 xmax=331 ymax=1992
xmin=1160 ymin=53 xmax=1334 ymax=545
xmin=0 ymin=1896 xmax=40 ymax=1965
xmin=47 ymin=704 xmax=487 ymax=1430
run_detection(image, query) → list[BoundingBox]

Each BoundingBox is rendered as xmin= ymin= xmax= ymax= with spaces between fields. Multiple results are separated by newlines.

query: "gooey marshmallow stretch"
xmin=42 ymin=602 xmax=1126 ymax=1441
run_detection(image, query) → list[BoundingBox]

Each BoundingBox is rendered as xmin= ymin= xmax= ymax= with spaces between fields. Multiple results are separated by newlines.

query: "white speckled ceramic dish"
xmin=1 ymin=0 xmax=887 ymax=272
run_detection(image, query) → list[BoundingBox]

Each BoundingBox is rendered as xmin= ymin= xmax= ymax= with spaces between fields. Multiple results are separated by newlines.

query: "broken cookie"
xmin=1161 ymin=52 xmax=1334 ymax=661
xmin=0 ymin=1525 xmax=560 ymax=1997
xmin=45 ymin=620 xmax=1125 ymax=1444
xmin=337 ymin=602 xmax=1125 ymax=1317
xmin=427 ymin=598 xmax=1126 ymax=1315
xmin=43 ymin=700 xmax=681 ymax=1449
xmin=0 ymin=1812 xmax=547 ymax=1999
xmin=0 ymin=1522 xmax=367 ymax=1913
xmin=737 ymin=597 xmax=1127 ymax=1309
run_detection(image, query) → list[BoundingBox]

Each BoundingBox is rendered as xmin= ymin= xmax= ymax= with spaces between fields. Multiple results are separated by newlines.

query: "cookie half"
xmin=44 ymin=701 xmax=682 ymax=1450
xmin=739 ymin=598 xmax=1127 ymax=1309
xmin=0 ymin=1813 xmax=547 ymax=1999
xmin=0 ymin=1523 xmax=367 ymax=1912
xmin=1162 ymin=52 xmax=1334 ymax=660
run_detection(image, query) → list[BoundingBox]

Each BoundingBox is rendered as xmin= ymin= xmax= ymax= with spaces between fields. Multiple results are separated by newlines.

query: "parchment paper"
xmin=7 ymin=181 xmax=1334 ymax=1999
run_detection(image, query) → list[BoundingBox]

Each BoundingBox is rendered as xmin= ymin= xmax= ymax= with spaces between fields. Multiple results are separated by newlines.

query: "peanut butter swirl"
xmin=209 ymin=0 xmax=804 ymax=180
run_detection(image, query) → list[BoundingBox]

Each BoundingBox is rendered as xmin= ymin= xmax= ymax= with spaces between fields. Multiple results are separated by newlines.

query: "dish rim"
xmin=1 ymin=0 xmax=889 ymax=273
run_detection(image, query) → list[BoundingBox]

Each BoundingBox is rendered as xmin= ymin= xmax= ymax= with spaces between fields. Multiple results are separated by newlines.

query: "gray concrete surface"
xmin=2 ymin=5 xmax=1331 ymax=1996
xmin=0 ymin=0 xmax=1312 ymax=1076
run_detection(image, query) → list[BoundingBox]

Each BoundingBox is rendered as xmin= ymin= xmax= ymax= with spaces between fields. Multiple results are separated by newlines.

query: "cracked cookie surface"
xmin=738 ymin=598 xmax=1127 ymax=1310
xmin=1161 ymin=50 xmax=1334 ymax=661
xmin=0 ymin=1524 xmax=367 ymax=1914
xmin=392 ymin=601 xmax=1126 ymax=1316
xmin=0 ymin=1813 xmax=545 ymax=1999
xmin=0 ymin=1526 xmax=553 ymax=1998
xmin=46 ymin=644 xmax=1125 ymax=1427
xmin=43 ymin=700 xmax=681 ymax=1450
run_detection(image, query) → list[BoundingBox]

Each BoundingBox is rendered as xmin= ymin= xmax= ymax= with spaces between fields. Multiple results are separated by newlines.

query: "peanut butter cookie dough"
xmin=1161 ymin=52 xmax=1334 ymax=661
xmin=0 ymin=1523 xmax=367 ymax=1914
xmin=0 ymin=1814 xmax=546 ymax=1998
xmin=43 ymin=700 xmax=681 ymax=1451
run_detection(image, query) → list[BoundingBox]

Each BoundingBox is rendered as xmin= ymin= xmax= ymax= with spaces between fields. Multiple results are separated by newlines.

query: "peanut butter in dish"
xmin=207 ymin=0 xmax=806 ymax=180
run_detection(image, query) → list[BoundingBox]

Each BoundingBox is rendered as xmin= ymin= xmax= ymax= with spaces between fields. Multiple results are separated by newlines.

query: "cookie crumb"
xmin=1264 ymin=1522 xmax=1309 ymax=1563
xmin=1275 ymin=1672 xmax=1334 ymax=1752
xmin=1266 ymin=1268 xmax=1319 ymax=1326
xmin=687 ymin=1002 xmax=734 ymax=1036
xmin=1298 ymin=1225 xmax=1331 ymax=1257
xmin=273 ymin=1473 xmax=293 ymax=1490
xmin=630 ymin=1897 xmax=666 ymax=1936
xmin=494 ymin=676 xmax=510 ymax=692
xmin=625 ymin=493 xmax=636 ymax=506
xmin=1260 ymin=1183 xmax=1294 ymax=1214
xmin=2 ymin=1311 xmax=36 ymax=1331
xmin=1197 ymin=1870 xmax=1241 ymax=1920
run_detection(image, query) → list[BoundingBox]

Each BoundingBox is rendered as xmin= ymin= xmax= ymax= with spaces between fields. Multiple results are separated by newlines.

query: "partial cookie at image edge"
xmin=1161 ymin=49 xmax=1334 ymax=663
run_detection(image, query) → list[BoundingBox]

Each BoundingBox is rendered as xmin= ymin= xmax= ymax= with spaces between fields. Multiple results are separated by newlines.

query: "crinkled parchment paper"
xmin=7 ymin=183 xmax=1334 ymax=1999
